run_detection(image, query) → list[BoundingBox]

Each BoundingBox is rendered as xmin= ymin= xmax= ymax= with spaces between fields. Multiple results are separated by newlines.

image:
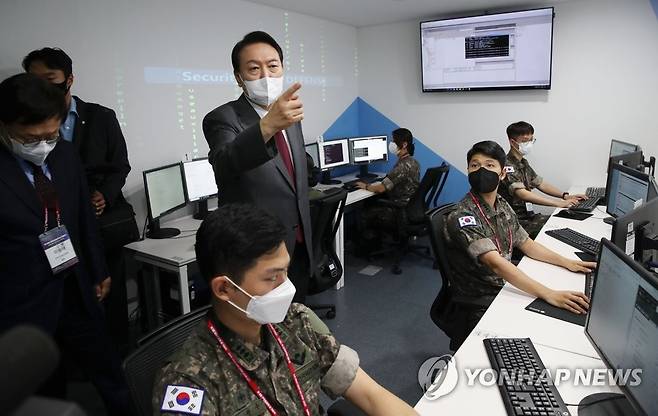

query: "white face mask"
xmin=10 ymin=139 xmax=57 ymax=166
xmin=240 ymin=75 xmax=284 ymax=108
xmin=516 ymin=140 xmax=534 ymax=156
xmin=388 ymin=141 xmax=399 ymax=155
xmin=224 ymin=276 xmax=296 ymax=324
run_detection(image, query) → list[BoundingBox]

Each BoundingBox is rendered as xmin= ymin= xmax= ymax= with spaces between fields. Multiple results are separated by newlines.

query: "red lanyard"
xmin=206 ymin=320 xmax=312 ymax=416
xmin=43 ymin=203 xmax=62 ymax=232
xmin=469 ymin=192 xmax=513 ymax=256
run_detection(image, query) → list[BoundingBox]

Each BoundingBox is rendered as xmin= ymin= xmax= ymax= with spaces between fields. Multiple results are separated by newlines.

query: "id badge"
xmin=39 ymin=225 xmax=79 ymax=274
xmin=525 ymin=202 xmax=534 ymax=214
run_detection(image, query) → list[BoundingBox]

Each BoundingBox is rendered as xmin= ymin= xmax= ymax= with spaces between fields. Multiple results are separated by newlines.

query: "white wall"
xmin=357 ymin=0 xmax=658 ymax=191
xmin=0 ymin=0 xmax=358 ymax=224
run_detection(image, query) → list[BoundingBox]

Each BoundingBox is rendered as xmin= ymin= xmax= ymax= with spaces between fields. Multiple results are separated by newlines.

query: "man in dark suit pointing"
xmin=203 ymin=31 xmax=312 ymax=303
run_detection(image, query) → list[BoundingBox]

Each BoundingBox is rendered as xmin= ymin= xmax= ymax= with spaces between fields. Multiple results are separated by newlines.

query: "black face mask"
xmin=54 ymin=79 xmax=70 ymax=93
xmin=468 ymin=167 xmax=501 ymax=194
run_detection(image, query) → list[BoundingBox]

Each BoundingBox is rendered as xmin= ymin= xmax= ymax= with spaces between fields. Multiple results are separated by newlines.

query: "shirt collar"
xmin=469 ymin=191 xmax=504 ymax=219
xmin=68 ymin=96 xmax=78 ymax=117
xmin=205 ymin=310 xmax=270 ymax=371
xmin=246 ymin=97 xmax=267 ymax=119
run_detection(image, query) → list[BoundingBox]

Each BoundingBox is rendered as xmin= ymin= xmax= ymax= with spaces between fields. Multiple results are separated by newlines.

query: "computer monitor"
xmin=348 ymin=135 xmax=388 ymax=179
xmin=611 ymin=197 xmax=658 ymax=266
xmin=584 ymin=239 xmax=658 ymax=416
xmin=605 ymin=163 xmax=651 ymax=220
xmin=610 ymin=139 xmax=641 ymax=158
xmin=143 ymin=163 xmax=186 ymax=238
xmin=608 ymin=150 xmax=645 ymax=173
xmin=305 ymin=142 xmax=320 ymax=168
xmin=182 ymin=158 xmax=218 ymax=220
xmin=318 ymin=139 xmax=349 ymax=184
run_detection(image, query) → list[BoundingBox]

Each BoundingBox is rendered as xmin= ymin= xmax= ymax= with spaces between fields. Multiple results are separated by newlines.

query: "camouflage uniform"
xmin=499 ymin=151 xmax=549 ymax=239
xmin=442 ymin=192 xmax=529 ymax=349
xmin=358 ymin=156 xmax=420 ymax=249
xmin=153 ymin=303 xmax=359 ymax=415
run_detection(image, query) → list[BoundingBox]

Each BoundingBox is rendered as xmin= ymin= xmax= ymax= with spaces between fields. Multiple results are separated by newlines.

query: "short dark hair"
xmin=392 ymin=127 xmax=415 ymax=156
xmin=467 ymin=140 xmax=507 ymax=168
xmin=506 ymin=121 xmax=534 ymax=140
xmin=195 ymin=203 xmax=287 ymax=284
xmin=0 ymin=73 xmax=67 ymax=125
xmin=231 ymin=31 xmax=284 ymax=73
xmin=22 ymin=47 xmax=73 ymax=79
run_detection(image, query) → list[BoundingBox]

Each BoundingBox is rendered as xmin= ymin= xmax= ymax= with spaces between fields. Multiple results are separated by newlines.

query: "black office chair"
xmin=427 ymin=204 xmax=491 ymax=351
xmin=122 ymin=305 xmax=211 ymax=416
xmin=370 ymin=162 xmax=450 ymax=274
xmin=307 ymin=187 xmax=348 ymax=319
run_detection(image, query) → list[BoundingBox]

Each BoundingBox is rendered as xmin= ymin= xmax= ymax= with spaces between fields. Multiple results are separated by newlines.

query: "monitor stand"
xmin=146 ymin=218 xmax=180 ymax=239
xmin=578 ymin=392 xmax=638 ymax=416
xmin=603 ymin=217 xmax=616 ymax=225
xmin=320 ymin=170 xmax=341 ymax=185
xmin=193 ymin=200 xmax=209 ymax=220
xmin=356 ymin=165 xmax=378 ymax=179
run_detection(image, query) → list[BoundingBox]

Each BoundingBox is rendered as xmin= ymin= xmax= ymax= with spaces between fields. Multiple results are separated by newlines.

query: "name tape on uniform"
xmin=458 ymin=216 xmax=477 ymax=227
xmin=504 ymin=166 xmax=515 ymax=173
xmin=161 ymin=385 xmax=205 ymax=415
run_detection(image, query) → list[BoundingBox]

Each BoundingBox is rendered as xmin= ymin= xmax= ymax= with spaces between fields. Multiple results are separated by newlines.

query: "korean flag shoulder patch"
xmin=504 ymin=166 xmax=515 ymax=173
xmin=161 ymin=385 xmax=205 ymax=415
xmin=458 ymin=216 xmax=477 ymax=227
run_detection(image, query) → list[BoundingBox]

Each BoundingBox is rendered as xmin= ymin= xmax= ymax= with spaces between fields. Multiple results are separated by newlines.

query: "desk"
xmin=314 ymin=171 xmax=383 ymax=288
xmin=125 ymin=216 xmax=200 ymax=324
xmin=415 ymin=188 xmax=620 ymax=415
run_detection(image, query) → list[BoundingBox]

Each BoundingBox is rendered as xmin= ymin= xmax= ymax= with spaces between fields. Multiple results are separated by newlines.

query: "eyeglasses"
xmin=9 ymin=133 xmax=61 ymax=148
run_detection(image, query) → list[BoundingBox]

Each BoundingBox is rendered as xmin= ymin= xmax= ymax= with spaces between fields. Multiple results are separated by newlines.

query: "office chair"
xmin=123 ymin=305 xmax=211 ymax=416
xmin=427 ymin=204 xmax=491 ymax=351
xmin=307 ymin=187 xmax=348 ymax=319
xmin=369 ymin=163 xmax=450 ymax=274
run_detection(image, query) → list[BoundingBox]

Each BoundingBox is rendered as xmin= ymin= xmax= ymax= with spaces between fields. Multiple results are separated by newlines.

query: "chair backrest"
xmin=426 ymin=203 xmax=457 ymax=328
xmin=123 ymin=305 xmax=212 ymax=416
xmin=308 ymin=188 xmax=348 ymax=294
xmin=406 ymin=163 xmax=450 ymax=224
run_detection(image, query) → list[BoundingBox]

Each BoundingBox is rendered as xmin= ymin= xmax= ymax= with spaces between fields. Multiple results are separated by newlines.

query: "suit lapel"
xmin=0 ymin=146 xmax=42 ymax=217
xmin=46 ymin=145 xmax=72 ymax=222
xmin=235 ymin=95 xmax=296 ymax=191
xmin=72 ymin=96 xmax=86 ymax=152
xmin=286 ymin=124 xmax=306 ymax=191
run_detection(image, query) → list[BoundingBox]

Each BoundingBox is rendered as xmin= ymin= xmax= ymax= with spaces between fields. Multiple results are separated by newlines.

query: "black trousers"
xmin=102 ymin=244 xmax=130 ymax=356
xmin=37 ymin=275 xmax=131 ymax=416
xmin=289 ymin=242 xmax=310 ymax=304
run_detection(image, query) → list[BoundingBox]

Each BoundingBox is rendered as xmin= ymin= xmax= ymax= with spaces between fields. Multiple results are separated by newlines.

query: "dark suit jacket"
xmin=202 ymin=94 xmax=313 ymax=264
xmin=72 ymin=96 xmax=131 ymax=208
xmin=0 ymin=141 xmax=108 ymax=333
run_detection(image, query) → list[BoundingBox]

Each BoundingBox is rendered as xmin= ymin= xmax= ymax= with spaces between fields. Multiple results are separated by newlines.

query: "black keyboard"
xmin=585 ymin=187 xmax=605 ymax=199
xmin=569 ymin=197 xmax=599 ymax=212
xmin=342 ymin=177 xmax=382 ymax=191
xmin=545 ymin=228 xmax=600 ymax=256
xmin=484 ymin=338 xmax=571 ymax=416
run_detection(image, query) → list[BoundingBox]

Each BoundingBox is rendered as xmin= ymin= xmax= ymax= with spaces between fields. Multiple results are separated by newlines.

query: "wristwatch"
xmin=562 ymin=192 xmax=570 ymax=200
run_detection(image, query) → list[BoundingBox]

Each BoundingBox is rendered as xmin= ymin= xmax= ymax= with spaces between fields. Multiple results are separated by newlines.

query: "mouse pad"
xmin=554 ymin=210 xmax=592 ymax=221
xmin=525 ymin=298 xmax=587 ymax=326
xmin=575 ymin=251 xmax=597 ymax=262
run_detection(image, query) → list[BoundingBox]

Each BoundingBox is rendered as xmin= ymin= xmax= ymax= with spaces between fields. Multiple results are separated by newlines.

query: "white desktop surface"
xmin=415 ymin=185 xmax=623 ymax=414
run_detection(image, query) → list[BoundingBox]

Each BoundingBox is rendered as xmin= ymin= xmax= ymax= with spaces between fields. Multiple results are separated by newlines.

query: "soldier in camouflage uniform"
xmin=499 ymin=121 xmax=588 ymax=239
xmin=153 ymin=204 xmax=417 ymax=416
xmin=442 ymin=141 xmax=595 ymax=350
xmin=356 ymin=128 xmax=421 ymax=253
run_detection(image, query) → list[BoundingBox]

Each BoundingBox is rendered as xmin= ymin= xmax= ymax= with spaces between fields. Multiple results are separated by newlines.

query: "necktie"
xmin=29 ymin=162 xmax=59 ymax=229
xmin=273 ymin=131 xmax=304 ymax=243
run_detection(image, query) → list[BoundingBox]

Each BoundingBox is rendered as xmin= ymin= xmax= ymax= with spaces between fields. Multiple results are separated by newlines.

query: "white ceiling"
xmin=245 ymin=0 xmax=573 ymax=27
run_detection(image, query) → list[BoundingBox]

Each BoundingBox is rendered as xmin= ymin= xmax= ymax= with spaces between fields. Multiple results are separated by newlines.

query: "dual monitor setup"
xmin=305 ymin=135 xmax=388 ymax=184
xmin=142 ymin=158 xmax=217 ymax=239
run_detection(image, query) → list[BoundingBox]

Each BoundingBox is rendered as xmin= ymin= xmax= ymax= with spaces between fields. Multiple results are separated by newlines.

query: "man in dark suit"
xmin=203 ymin=31 xmax=313 ymax=303
xmin=0 ymin=73 xmax=130 ymax=415
xmin=24 ymin=48 xmax=139 ymax=353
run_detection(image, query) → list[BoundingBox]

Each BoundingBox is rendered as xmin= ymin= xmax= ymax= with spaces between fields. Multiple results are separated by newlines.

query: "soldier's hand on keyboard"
xmin=558 ymin=199 xmax=577 ymax=208
xmin=568 ymin=194 xmax=588 ymax=201
xmin=544 ymin=290 xmax=589 ymax=314
xmin=563 ymin=259 xmax=596 ymax=273
xmin=355 ymin=181 xmax=367 ymax=190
